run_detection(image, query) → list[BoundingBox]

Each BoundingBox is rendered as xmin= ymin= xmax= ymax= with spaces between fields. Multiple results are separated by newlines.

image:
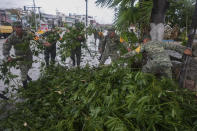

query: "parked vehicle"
xmin=0 ymin=22 xmax=13 ymax=38
xmin=37 ymin=24 xmax=49 ymax=35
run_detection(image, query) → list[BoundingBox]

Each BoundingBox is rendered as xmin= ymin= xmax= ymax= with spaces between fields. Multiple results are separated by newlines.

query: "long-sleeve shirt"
xmin=3 ymin=31 xmax=33 ymax=58
xmin=42 ymin=30 xmax=60 ymax=44
xmin=122 ymin=41 xmax=187 ymax=66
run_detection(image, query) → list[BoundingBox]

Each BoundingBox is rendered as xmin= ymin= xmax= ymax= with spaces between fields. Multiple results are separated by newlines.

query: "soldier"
xmin=93 ymin=28 xmax=98 ymax=44
xmin=121 ymin=39 xmax=192 ymax=78
xmin=99 ymin=28 xmax=120 ymax=65
xmin=42 ymin=26 xmax=60 ymax=66
xmin=3 ymin=21 xmax=33 ymax=88
xmin=70 ymin=23 xmax=85 ymax=67
xmin=98 ymin=31 xmax=105 ymax=60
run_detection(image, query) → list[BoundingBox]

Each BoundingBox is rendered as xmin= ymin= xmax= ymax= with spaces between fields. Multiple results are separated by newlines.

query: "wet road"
xmin=0 ymin=35 xmax=107 ymax=97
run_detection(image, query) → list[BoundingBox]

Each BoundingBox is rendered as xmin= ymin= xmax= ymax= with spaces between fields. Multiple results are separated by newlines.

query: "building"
xmin=69 ymin=14 xmax=95 ymax=26
xmin=41 ymin=13 xmax=57 ymax=28
xmin=56 ymin=11 xmax=66 ymax=27
xmin=0 ymin=9 xmax=17 ymax=24
xmin=65 ymin=16 xmax=75 ymax=27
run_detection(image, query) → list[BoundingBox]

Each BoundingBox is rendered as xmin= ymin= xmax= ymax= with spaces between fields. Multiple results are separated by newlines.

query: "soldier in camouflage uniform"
xmin=122 ymin=40 xmax=192 ymax=78
xmin=99 ymin=28 xmax=121 ymax=65
xmin=3 ymin=21 xmax=33 ymax=88
xmin=93 ymin=28 xmax=98 ymax=44
xmin=42 ymin=27 xmax=60 ymax=66
xmin=98 ymin=31 xmax=105 ymax=60
xmin=70 ymin=23 xmax=85 ymax=67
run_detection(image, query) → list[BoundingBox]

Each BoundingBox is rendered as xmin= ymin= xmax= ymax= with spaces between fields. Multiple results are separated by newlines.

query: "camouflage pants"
xmin=70 ymin=45 xmax=81 ymax=66
xmin=100 ymin=48 xmax=119 ymax=65
xmin=18 ymin=56 xmax=33 ymax=81
xmin=44 ymin=44 xmax=56 ymax=66
xmin=142 ymin=61 xmax=172 ymax=79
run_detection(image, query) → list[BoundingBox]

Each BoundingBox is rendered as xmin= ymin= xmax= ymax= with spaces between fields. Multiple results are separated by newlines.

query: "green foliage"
xmin=96 ymin=0 xmax=196 ymax=41
xmin=1 ymin=65 xmax=197 ymax=130
xmin=96 ymin=0 xmax=153 ymax=34
xmin=86 ymin=26 xmax=96 ymax=36
xmin=120 ymin=31 xmax=138 ymax=43
xmin=166 ymin=0 xmax=196 ymax=29
xmin=96 ymin=0 xmax=153 ymax=42
xmin=44 ymin=31 xmax=60 ymax=44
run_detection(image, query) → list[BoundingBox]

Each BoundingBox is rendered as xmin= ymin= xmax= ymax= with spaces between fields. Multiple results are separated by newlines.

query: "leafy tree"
xmin=166 ymin=0 xmax=195 ymax=41
xmin=166 ymin=0 xmax=195 ymax=29
xmin=96 ymin=0 xmax=196 ymax=41
xmin=95 ymin=0 xmax=169 ymax=41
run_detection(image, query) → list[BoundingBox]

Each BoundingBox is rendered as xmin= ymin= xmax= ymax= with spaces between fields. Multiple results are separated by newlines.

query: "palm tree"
xmin=166 ymin=0 xmax=195 ymax=39
xmin=95 ymin=0 xmax=169 ymax=41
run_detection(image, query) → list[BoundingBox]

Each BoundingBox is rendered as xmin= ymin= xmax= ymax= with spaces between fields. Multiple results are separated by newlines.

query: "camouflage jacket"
xmin=3 ymin=31 xmax=33 ymax=58
xmin=98 ymin=35 xmax=105 ymax=53
xmin=122 ymin=41 xmax=188 ymax=66
xmin=103 ymin=34 xmax=121 ymax=52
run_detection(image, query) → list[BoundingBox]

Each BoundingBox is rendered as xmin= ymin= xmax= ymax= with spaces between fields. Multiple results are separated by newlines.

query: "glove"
xmin=7 ymin=56 xmax=12 ymax=62
xmin=184 ymin=48 xmax=192 ymax=56
xmin=127 ymin=48 xmax=131 ymax=52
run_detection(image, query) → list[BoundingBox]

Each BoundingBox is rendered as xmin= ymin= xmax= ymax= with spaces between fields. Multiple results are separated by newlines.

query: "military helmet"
xmin=12 ymin=21 xmax=22 ymax=28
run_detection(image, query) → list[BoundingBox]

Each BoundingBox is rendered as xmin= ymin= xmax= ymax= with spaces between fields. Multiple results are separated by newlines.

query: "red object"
xmin=44 ymin=42 xmax=51 ymax=47
xmin=127 ymin=48 xmax=131 ymax=52
xmin=5 ymin=38 xmax=8 ymax=43
xmin=7 ymin=56 xmax=12 ymax=62
xmin=110 ymin=32 xmax=115 ymax=38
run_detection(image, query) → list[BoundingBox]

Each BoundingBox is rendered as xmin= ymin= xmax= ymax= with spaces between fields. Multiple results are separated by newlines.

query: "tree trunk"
xmin=150 ymin=0 xmax=169 ymax=41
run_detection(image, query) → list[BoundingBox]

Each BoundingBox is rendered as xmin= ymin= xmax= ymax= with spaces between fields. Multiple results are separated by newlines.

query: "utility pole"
xmin=24 ymin=4 xmax=41 ymax=30
xmin=85 ymin=0 xmax=88 ymax=26
xmin=85 ymin=0 xmax=88 ymax=42
xmin=33 ymin=0 xmax=37 ymax=31
xmin=38 ymin=7 xmax=41 ymax=27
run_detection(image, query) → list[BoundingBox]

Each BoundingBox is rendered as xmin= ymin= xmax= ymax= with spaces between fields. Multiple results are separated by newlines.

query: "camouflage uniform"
xmin=100 ymin=31 xmax=120 ymax=65
xmin=3 ymin=30 xmax=33 ymax=82
xmin=122 ymin=41 xmax=188 ymax=78
xmin=42 ymin=29 xmax=60 ymax=66
xmin=93 ymin=29 xmax=98 ymax=44
xmin=70 ymin=23 xmax=85 ymax=67
xmin=71 ymin=43 xmax=82 ymax=66
xmin=98 ymin=32 xmax=105 ymax=59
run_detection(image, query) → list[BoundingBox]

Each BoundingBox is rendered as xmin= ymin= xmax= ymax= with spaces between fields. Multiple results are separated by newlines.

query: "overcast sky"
xmin=0 ymin=0 xmax=114 ymax=24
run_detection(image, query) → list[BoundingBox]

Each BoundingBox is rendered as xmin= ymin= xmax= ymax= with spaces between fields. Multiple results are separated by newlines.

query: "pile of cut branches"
xmin=1 ymin=64 xmax=197 ymax=130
